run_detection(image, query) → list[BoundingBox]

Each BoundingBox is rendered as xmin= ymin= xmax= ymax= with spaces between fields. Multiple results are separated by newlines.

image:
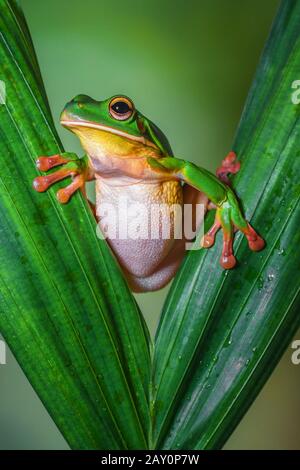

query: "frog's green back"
xmin=147 ymin=118 xmax=174 ymax=157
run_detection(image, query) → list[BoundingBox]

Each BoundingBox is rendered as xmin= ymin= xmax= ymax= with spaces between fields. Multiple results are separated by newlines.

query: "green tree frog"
xmin=33 ymin=95 xmax=264 ymax=292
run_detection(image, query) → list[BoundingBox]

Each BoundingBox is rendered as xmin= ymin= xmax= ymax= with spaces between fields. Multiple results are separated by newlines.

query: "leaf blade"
xmin=153 ymin=0 xmax=300 ymax=449
xmin=0 ymin=0 xmax=151 ymax=449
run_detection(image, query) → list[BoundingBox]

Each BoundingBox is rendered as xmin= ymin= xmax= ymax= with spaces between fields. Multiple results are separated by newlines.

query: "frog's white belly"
xmin=95 ymin=176 xmax=183 ymax=278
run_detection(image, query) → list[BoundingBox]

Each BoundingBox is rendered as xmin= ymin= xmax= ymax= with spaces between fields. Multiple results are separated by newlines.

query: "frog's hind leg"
xmin=216 ymin=151 xmax=240 ymax=185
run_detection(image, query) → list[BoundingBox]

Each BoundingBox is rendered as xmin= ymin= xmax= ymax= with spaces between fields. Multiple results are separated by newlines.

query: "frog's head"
xmin=60 ymin=95 xmax=173 ymax=158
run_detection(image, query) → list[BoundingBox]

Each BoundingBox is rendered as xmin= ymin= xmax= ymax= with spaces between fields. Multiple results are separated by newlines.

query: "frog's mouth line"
xmin=61 ymin=120 xmax=158 ymax=149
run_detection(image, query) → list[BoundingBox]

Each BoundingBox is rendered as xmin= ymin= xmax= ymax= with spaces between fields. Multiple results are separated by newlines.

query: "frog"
xmin=33 ymin=94 xmax=264 ymax=292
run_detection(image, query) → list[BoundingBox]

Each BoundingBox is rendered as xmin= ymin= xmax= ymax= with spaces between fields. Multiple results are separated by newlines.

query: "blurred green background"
xmin=0 ymin=0 xmax=299 ymax=450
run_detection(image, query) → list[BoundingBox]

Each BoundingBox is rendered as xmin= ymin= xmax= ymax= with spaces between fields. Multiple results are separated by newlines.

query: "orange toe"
xmin=33 ymin=176 xmax=48 ymax=192
xmin=248 ymin=236 xmax=265 ymax=252
xmin=202 ymin=234 xmax=215 ymax=248
xmin=220 ymin=254 xmax=236 ymax=269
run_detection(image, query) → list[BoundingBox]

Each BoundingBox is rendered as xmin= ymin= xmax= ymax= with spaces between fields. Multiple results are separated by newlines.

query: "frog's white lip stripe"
xmin=60 ymin=120 xmax=157 ymax=148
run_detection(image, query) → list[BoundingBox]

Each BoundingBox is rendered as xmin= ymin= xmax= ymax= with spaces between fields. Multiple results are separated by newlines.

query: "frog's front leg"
xmin=33 ymin=153 xmax=94 ymax=204
xmin=147 ymin=156 xmax=265 ymax=269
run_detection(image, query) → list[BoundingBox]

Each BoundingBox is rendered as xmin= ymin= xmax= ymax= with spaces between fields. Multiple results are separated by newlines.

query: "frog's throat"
xmin=61 ymin=120 xmax=158 ymax=149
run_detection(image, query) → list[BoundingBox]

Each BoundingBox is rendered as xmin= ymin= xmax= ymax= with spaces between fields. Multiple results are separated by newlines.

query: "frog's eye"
xmin=109 ymin=97 xmax=134 ymax=121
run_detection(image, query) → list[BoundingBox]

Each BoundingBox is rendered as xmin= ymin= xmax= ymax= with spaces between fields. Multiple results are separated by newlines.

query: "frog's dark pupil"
xmin=112 ymin=101 xmax=130 ymax=115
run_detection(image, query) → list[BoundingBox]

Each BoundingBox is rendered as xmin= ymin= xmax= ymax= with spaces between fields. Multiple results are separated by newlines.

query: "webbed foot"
xmin=202 ymin=190 xmax=265 ymax=269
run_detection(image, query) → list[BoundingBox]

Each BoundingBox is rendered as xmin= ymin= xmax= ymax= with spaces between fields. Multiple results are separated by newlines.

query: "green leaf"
xmin=153 ymin=0 xmax=300 ymax=449
xmin=0 ymin=0 xmax=151 ymax=450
